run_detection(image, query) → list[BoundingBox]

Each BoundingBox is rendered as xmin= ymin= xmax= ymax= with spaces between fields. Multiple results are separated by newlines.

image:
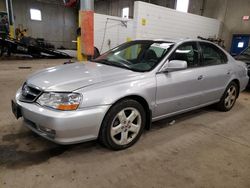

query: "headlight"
xmin=37 ymin=92 xmax=81 ymax=111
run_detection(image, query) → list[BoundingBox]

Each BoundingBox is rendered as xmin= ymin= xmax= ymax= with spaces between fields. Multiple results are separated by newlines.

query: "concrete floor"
xmin=0 ymin=59 xmax=250 ymax=188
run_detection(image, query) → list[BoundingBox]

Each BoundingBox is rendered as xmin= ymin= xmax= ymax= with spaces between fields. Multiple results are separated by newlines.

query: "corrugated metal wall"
xmin=133 ymin=1 xmax=220 ymax=40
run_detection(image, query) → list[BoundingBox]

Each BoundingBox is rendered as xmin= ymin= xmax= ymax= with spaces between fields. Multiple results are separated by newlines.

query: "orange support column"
xmin=80 ymin=10 xmax=94 ymax=56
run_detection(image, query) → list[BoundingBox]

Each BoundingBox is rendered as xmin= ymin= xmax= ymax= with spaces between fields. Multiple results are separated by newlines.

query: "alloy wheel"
xmin=110 ymin=107 xmax=142 ymax=146
xmin=224 ymin=85 xmax=237 ymax=109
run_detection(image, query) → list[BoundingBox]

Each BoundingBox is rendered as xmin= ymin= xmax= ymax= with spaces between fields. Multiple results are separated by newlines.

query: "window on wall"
xmin=30 ymin=8 xmax=42 ymax=21
xmin=176 ymin=0 xmax=189 ymax=13
xmin=122 ymin=7 xmax=129 ymax=18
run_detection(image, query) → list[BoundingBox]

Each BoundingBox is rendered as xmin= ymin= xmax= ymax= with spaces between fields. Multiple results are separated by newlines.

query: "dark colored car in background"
xmin=235 ymin=47 xmax=250 ymax=86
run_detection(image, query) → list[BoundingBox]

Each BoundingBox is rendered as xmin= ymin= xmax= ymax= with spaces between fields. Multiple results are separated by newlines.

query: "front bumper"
xmin=15 ymin=90 xmax=110 ymax=144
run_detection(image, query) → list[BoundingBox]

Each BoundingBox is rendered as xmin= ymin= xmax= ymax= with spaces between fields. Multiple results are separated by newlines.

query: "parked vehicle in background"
xmin=12 ymin=39 xmax=249 ymax=150
xmin=235 ymin=46 xmax=250 ymax=86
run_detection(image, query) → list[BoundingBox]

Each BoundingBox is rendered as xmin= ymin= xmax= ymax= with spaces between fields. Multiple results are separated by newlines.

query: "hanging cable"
xmin=100 ymin=19 xmax=109 ymax=53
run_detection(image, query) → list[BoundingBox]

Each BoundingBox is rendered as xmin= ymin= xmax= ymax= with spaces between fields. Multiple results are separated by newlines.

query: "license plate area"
xmin=11 ymin=100 xmax=22 ymax=119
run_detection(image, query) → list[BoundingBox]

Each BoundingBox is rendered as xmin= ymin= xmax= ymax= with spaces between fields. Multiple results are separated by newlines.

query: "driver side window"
xmin=169 ymin=42 xmax=200 ymax=68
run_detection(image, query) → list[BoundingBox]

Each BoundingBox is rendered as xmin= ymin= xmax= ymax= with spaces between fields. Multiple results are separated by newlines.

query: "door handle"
xmin=197 ymin=75 xmax=204 ymax=80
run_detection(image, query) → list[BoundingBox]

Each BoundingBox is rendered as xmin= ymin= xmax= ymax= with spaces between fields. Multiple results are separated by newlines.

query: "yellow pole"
xmin=77 ymin=12 xmax=86 ymax=61
xmin=9 ymin=25 xmax=14 ymax=38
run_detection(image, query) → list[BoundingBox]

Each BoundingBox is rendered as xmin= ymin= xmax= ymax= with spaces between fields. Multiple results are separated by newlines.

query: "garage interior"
xmin=0 ymin=0 xmax=250 ymax=187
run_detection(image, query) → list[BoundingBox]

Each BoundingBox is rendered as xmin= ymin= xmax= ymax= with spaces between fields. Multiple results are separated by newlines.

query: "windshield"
xmin=92 ymin=40 xmax=175 ymax=72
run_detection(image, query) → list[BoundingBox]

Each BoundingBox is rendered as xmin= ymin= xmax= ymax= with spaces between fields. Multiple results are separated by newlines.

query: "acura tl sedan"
xmin=12 ymin=39 xmax=249 ymax=150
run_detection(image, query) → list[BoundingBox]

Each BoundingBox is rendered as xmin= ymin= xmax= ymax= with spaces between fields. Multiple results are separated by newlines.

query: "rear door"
xmin=197 ymin=42 xmax=232 ymax=104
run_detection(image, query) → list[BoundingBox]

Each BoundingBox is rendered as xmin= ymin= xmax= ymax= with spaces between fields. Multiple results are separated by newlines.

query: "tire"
xmin=216 ymin=82 xmax=238 ymax=112
xmin=99 ymin=99 xmax=146 ymax=150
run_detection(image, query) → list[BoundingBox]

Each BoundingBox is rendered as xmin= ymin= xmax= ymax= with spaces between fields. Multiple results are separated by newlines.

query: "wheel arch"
xmin=101 ymin=95 xmax=152 ymax=131
xmin=230 ymin=79 xmax=240 ymax=98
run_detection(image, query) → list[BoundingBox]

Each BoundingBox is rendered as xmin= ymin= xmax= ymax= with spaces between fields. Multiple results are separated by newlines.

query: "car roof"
xmin=134 ymin=38 xmax=213 ymax=44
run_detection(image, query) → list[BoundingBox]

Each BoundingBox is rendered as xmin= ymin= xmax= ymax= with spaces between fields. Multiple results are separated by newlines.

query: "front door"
xmin=155 ymin=42 xmax=204 ymax=118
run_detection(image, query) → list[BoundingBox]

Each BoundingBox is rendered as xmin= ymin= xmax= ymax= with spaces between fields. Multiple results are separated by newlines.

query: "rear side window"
xmin=200 ymin=42 xmax=227 ymax=66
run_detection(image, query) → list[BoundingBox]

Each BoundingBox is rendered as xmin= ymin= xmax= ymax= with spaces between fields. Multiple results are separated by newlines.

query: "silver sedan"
xmin=12 ymin=39 xmax=249 ymax=150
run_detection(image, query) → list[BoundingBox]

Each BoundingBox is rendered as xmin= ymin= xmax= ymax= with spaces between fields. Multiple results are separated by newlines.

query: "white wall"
xmin=94 ymin=1 xmax=221 ymax=53
xmin=94 ymin=13 xmax=134 ymax=53
xmin=133 ymin=1 xmax=221 ymax=40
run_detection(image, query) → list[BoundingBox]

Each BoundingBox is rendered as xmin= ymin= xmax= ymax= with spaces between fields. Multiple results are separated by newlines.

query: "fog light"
xmin=38 ymin=126 xmax=56 ymax=138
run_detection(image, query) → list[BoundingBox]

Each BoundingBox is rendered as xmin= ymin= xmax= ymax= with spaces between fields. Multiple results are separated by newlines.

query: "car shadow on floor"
xmin=244 ymin=87 xmax=250 ymax=92
xmin=0 ymin=133 xmax=99 ymax=169
xmin=0 ymin=121 xmax=100 ymax=169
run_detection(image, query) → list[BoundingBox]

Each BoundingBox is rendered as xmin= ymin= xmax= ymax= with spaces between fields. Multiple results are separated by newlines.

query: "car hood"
xmin=26 ymin=62 xmax=139 ymax=91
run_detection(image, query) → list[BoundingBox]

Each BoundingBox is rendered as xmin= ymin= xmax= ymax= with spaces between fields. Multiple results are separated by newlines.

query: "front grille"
xmin=19 ymin=83 xmax=42 ymax=103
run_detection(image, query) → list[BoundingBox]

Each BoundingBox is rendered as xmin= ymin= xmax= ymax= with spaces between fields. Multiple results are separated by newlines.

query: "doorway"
xmin=230 ymin=34 xmax=250 ymax=56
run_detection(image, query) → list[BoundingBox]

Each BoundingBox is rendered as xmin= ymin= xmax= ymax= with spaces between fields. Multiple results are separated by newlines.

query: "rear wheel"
xmin=99 ymin=99 xmax=146 ymax=150
xmin=216 ymin=82 xmax=238 ymax=111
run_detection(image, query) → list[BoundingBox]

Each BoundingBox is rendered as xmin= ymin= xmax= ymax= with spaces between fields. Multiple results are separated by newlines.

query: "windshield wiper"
xmin=92 ymin=59 xmax=133 ymax=71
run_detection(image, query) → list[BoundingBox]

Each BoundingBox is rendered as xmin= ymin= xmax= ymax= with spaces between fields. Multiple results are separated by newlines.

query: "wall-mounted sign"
xmin=63 ymin=0 xmax=77 ymax=7
xmin=242 ymin=16 xmax=249 ymax=21
xmin=141 ymin=18 xmax=147 ymax=26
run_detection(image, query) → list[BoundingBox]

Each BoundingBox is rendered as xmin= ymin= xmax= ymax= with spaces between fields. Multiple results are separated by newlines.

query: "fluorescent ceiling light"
xmin=176 ymin=0 xmax=189 ymax=13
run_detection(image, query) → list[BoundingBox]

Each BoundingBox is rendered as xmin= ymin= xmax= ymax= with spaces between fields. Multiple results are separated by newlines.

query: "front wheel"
xmin=99 ymin=99 xmax=146 ymax=150
xmin=216 ymin=82 xmax=238 ymax=111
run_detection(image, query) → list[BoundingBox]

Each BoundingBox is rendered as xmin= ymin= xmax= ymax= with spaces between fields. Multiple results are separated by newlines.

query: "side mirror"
xmin=160 ymin=60 xmax=187 ymax=72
